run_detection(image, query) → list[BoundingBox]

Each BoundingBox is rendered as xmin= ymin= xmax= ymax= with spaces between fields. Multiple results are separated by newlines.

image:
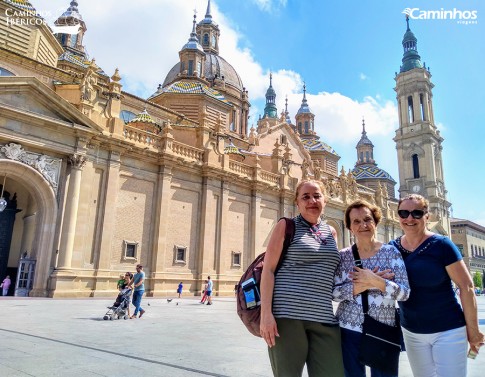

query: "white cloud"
xmin=251 ymin=0 xmax=287 ymax=12
xmin=360 ymin=73 xmax=368 ymax=80
xmin=34 ymin=0 xmax=397 ymax=163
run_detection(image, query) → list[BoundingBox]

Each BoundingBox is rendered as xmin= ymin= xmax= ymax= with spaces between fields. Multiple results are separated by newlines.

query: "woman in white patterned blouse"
xmin=333 ymin=199 xmax=410 ymax=377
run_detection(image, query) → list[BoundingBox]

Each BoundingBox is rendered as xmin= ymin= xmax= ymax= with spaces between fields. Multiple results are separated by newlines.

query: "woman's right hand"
xmin=260 ymin=313 xmax=279 ymax=347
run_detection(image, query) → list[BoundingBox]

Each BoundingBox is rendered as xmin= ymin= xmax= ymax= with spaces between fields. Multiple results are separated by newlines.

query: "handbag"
xmin=352 ymin=244 xmax=402 ymax=375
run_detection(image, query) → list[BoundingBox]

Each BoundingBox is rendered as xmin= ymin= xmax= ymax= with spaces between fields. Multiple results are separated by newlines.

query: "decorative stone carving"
xmin=0 ymin=143 xmax=62 ymax=193
xmin=68 ymin=154 xmax=87 ymax=169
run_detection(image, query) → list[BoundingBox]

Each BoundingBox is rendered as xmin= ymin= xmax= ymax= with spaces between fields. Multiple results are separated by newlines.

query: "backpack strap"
xmin=275 ymin=217 xmax=295 ymax=273
xmin=351 ymin=243 xmax=369 ymax=314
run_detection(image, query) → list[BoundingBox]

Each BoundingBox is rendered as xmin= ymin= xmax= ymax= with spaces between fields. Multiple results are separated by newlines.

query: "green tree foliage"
xmin=472 ymin=271 xmax=482 ymax=289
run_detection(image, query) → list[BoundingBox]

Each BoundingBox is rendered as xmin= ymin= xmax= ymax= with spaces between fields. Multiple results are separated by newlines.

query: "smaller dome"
xmin=301 ymin=138 xmax=339 ymax=157
xmin=128 ymin=109 xmax=157 ymax=125
xmin=5 ymin=0 xmax=36 ymax=13
xmin=57 ymin=1 xmax=83 ymax=22
xmin=224 ymin=139 xmax=245 ymax=160
xmin=352 ymin=164 xmax=396 ymax=183
xmin=182 ymin=15 xmax=204 ymax=53
xmin=402 ymin=29 xmax=417 ymax=43
xmin=357 ymin=134 xmax=373 ymax=147
xmin=296 ymin=84 xmax=312 ymax=115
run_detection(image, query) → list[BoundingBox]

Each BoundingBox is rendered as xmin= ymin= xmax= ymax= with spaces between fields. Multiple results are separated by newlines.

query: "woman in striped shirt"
xmin=260 ymin=180 xmax=345 ymax=377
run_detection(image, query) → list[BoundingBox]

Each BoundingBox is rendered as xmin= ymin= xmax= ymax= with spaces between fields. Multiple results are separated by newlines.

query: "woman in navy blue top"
xmin=390 ymin=194 xmax=484 ymax=377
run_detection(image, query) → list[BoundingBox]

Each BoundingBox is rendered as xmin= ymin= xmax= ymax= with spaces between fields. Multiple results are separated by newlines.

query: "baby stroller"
xmin=103 ymin=287 xmax=132 ymax=320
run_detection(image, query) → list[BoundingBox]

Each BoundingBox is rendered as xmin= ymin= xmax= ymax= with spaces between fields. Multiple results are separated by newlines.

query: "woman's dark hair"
xmin=344 ymin=199 xmax=382 ymax=230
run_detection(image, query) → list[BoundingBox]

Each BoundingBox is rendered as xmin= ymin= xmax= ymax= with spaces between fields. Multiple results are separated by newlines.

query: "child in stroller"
xmin=103 ymin=272 xmax=133 ymax=320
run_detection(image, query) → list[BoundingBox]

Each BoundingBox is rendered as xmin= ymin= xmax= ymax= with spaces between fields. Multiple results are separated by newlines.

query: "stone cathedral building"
xmin=0 ymin=0 xmax=450 ymax=297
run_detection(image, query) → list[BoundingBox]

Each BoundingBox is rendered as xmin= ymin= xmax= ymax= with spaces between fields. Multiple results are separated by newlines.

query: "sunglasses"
xmin=398 ymin=209 xmax=427 ymax=219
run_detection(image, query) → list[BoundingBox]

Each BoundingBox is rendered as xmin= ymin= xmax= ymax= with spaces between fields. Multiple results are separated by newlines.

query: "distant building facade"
xmin=451 ymin=218 xmax=485 ymax=277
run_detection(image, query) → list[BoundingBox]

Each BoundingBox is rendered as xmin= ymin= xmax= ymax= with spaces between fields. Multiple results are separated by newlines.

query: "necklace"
xmin=309 ymin=224 xmax=327 ymax=245
xmin=402 ymin=234 xmax=428 ymax=252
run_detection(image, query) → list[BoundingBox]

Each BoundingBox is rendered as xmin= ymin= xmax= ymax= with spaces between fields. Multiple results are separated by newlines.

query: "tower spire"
xmin=284 ymin=95 xmax=291 ymax=124
xmin=400 ymin=16 xmax=423 ymax=72
xmin=356 ymin=117 xmax=374 ymax=165
xmin=263 ymin=72 xmax=277 ymax=118
xmin=181 ymin=13 xmax=203 ymax=52
xmin=205 ymin=0 xmax=212 ymax=20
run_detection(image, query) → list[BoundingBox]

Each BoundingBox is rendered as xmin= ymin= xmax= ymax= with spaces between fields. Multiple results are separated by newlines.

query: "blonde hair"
xmin=294 ymin=179 xmax=326 ymax=203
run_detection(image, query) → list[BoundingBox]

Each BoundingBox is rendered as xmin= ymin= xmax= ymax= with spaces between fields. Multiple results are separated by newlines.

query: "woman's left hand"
xmin=468 ymin=329 xmax=485 ymax=354
xmin=350 ymin=266 xmax=386 ymax=293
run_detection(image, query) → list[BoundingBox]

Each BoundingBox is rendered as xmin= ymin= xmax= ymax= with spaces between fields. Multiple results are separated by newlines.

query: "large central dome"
xmin=162 ymin=52 xmax=244 ymax=92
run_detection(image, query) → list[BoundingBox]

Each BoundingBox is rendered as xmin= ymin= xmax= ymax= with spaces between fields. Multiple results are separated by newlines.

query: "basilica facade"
xmin=0 ymin=0 xmax=451 ymax=297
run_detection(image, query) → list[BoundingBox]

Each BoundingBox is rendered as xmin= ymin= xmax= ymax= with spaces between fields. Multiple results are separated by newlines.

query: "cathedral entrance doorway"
xmin=0 ymin=159 xmax=58 ymax=297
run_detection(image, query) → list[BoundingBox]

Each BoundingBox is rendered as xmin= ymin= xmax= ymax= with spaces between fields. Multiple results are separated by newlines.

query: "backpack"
xmin=236 ymin=217 xmax=295 ymax=337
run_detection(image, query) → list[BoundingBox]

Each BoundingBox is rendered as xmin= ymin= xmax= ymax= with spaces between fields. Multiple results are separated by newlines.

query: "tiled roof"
xmin=128 ymin=109 xmax=157 ymax=125
xmin=58 ymin=52 xmax=108 ymax=76
xmin=224 ymin=140 xmax=245 ymax=160
xmin=352 ymin=164 xmax=396 ymax=182
xmin=301 ymin=138 xmax=339 ymax=156
xmin=5 ymin=0 xmax=36 ymax=12
xmin=162 ymin=80 xmax=230 ymax=104
xmin=58 ymin=51 xmax=89 ymax=68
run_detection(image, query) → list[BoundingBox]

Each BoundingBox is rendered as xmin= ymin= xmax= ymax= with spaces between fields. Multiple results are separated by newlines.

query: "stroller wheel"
xmin=103 ymin=315 xmax=109 ymax=320
xmin=109 ymin=316 xmax=113 ymax=320
xmin=124 ymin=315 xmax=129 ymax=320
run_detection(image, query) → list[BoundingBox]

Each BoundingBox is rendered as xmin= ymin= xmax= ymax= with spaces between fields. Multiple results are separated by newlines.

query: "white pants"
xmin=402 ymin=326 xmax=468 ymax=377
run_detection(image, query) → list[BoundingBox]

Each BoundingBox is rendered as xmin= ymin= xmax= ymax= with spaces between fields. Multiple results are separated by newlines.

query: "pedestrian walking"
xmin=177 ymin=282 xmax=183 ymax=298
xmin=1 ymin=275 xmax=11 ymax=296
xmin=131 ymin=265 xmax=146 ymax=318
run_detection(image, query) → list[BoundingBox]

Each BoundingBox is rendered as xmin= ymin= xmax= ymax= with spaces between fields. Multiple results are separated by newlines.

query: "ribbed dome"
xmin=163 ymin=53 xmax=243 ymax=91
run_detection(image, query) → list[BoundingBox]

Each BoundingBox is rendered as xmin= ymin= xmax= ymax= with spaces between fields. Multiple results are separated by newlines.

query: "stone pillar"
xmin=57 ymin=154 xmax=86 ymax=269
xmin=94 ymin=150 xmax=121 ymax=272
xmin=343 ymin=225 xmax=350 ymax=248
xmin=150 ymin=165 xmax=173 ymax=293
xmin=19 ymin=196 xmax=36 ymax=256
xmin=249 ymin=190 xmax=262 ymax=264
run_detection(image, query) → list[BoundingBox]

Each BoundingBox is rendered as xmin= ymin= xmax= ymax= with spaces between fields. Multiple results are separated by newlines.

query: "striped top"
xmin=272 ymin=215 xmax=340 ymax=324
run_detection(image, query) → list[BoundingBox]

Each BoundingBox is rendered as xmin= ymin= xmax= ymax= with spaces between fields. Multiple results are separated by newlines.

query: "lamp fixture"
xmin=0 ymin=174 xmax=7 ymax=212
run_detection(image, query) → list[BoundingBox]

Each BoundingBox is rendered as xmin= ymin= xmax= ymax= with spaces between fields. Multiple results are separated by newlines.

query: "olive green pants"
xmin=268 ymin=318 xmax=344 ymax=377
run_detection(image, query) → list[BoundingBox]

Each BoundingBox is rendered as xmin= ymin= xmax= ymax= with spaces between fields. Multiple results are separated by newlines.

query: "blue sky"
xmin=33 ymin=0 xmax=484 ymax=226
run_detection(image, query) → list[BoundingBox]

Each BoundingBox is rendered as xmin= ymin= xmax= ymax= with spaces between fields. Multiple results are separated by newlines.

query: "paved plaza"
xmin=0 ymin=295 xmax=484 ymax=376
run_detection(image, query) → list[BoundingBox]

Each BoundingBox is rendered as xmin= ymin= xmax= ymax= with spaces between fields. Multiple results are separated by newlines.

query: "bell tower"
xmin=295 ymin=84 xmax=315 ymax=139
xmin=394 ymin=17 xmax=451 ymax=234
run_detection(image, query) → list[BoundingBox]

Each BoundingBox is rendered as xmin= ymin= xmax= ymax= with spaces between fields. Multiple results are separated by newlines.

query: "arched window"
xmin=412 ymin=154 xmax=420 ymax=178
xmin=419 ymin=94 xmax=426 ymax=121
xmin=0 ymin=67 xmax=15 ymax=76
xmin=360 ymin=151 xmax=363 ymax=162
xmin=365 ymin=151 xmax=369 ymax=162
xmin=120 ymin=110 xmax=136 ymax=124
xmin=298 ymin=122 xmax=302 ymax=133
xmin=203 ymin=34 xmax=209 ymax=46
xmin=304 ymin=121 xmax=309 ymax=133
xmin=408 ymin=96 xmax=414 ymax=123
xmin=188 ymin=60 xmax=194 ymax=75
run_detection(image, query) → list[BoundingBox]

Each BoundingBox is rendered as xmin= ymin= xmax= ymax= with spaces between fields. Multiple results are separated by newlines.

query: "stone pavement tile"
xmin=0 ymin=296 xmax=484 ymax=376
